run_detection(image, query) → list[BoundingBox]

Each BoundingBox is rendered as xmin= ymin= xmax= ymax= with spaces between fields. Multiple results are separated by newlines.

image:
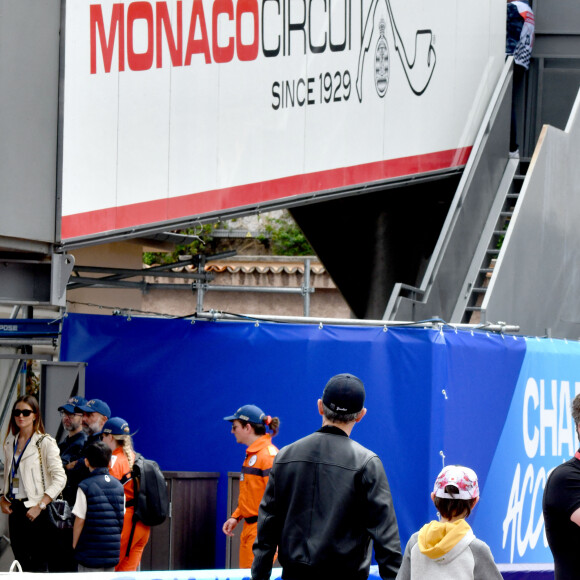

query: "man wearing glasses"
xmin=52 ymin=396 xmax=88 ymax=572
xmin=58 ymin=396 xmax=88 ymax=503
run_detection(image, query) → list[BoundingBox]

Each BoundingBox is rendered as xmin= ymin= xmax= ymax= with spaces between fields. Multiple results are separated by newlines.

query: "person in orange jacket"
xmin=99 ymin=417 xmax=150 ymax=571
xmin=223 ymin=404 xmax=280 ymax=568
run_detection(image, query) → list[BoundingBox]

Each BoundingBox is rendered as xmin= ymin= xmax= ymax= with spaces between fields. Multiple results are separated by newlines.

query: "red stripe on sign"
xmin=61 ymin=147 xmax=471 ymax=240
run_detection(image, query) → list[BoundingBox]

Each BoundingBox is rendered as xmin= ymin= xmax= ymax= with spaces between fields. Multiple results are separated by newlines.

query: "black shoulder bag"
xmin=36 ymin=436 xmax=74 ymax=530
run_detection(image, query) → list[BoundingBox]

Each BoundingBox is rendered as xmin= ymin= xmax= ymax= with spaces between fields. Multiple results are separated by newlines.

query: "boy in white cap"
xmin=396 ymin=465 xmax=502 ymax=580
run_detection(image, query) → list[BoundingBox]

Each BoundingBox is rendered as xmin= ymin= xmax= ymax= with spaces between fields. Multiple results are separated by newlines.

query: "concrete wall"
xmin=67 ymin=243 xmax=352 ymax=320
xmin=66 ymin=242 xmax=147 ymax=314
xmin=141 ymin=274 xmax=351 ymax=319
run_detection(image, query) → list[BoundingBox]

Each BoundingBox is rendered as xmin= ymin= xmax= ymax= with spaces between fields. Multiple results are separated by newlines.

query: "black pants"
xmin=48 ymin=527 xmax=78 ymax=572
xmin=8 ymin=500 xmax=52 ymax=572
xmin=510 ymin=64 xmax=526 ymax=152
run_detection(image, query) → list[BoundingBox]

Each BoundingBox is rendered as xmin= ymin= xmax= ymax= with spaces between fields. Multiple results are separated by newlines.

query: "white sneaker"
xmin=509 ymin=149 xmax=520 ymax=159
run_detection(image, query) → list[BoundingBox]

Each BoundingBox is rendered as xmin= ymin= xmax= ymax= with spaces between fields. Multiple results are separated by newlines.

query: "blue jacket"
xmin=75 ymin=467 xmax=125 ymax=568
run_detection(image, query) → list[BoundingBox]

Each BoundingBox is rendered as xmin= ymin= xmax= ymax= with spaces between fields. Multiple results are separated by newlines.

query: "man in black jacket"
xmin=48 ymin=396 xmax=89 ymax=571
xmin=59 ymin=396 xmax=89 ymax=505
xmin=251 ymin=373 xmax=401 ymax=580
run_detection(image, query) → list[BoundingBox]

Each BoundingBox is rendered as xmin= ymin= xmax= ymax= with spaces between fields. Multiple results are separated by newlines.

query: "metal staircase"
xmin=383 ymin=58 xmax=517 ymax=323
xmin=460 ymin=158 xmax=530 ymax=324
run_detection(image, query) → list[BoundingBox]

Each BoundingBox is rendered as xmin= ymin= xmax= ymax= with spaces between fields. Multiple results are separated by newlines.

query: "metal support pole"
xmin=0 ymin=362 xmax=22 ymax=431
xmin=0 ymin=354 xmax=52 ymax=360
xmin=0 ymin=338 xmax=56 ymax=347
xmin=190 ymin=254 xmax=316 ymax=312
xmin=19 ymin=358 xmax=27 ymax=397
xmin=303 ymin=258 xmax=311 ymax=317
xmin=195 ymin=255 xmax=207 ymax=313
xmin=196 ymin=282 xmax=206 ymax=313
xmin=195 ymin=311 xmax=520 ymax=333
xmin=199 ymin=285 xmax=306 ymax=294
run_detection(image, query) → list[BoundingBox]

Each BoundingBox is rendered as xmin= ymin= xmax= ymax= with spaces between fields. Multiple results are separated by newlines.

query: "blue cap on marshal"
xmin=223 ymin=404 xmax=266 ymax=424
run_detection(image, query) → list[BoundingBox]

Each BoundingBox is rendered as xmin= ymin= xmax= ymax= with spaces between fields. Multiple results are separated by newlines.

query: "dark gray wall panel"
xmin=539 ymin=61 xmax=580 ymax=130
xmin=535 ymin=0 xmax=580 ymax=35
xmin=0 ymin=0 xmax=60 ymax=244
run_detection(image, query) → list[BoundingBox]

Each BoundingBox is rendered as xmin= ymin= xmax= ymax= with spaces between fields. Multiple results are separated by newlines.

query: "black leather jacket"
xmin=252 ymin=426 xmax=402 ymax=580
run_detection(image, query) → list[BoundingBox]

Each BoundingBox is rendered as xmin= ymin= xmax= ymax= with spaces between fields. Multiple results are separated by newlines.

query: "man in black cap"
xmin=251 ymin=373 xmax=402 ymax=580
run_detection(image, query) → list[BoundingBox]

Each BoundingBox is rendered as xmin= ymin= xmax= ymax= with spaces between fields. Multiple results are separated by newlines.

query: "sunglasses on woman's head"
xmin=13 ymin=409 xmax=33 ymax=417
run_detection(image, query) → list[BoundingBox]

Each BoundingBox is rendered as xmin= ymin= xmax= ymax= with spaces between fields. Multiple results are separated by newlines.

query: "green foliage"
xmin=261 ymin=216 xmax=314 ymax=256
xmin=143 ymin=252 xmax=160 ymax=266
xmin=496 ymin=219 xmax=510 ymax=250
xmin=143 ymin=223 xmax=223 ymax=266
xmin=142 ymin=213 xmax=314 ymax=265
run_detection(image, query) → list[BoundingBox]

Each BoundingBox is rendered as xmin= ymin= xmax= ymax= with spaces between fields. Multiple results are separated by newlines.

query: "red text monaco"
xmin=90 ymin=0 xmax=353 ymax=73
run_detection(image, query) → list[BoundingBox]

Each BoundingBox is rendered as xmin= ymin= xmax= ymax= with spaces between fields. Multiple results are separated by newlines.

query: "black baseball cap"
xmin=322 ymin=373 xmax=366 ymax=415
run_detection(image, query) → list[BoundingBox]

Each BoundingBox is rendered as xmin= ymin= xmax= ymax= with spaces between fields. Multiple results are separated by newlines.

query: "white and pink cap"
xmin=433 ymin=465 xmax=479 ymax=500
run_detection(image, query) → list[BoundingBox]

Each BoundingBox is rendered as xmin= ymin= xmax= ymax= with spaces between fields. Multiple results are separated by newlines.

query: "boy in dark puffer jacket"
xmin=72 ymin=441 xmax=125 ymax=572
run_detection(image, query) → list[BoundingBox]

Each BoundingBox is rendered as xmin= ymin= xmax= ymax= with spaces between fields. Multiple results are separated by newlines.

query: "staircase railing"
xmin=383 ymin=57 xmax=515 ymax=321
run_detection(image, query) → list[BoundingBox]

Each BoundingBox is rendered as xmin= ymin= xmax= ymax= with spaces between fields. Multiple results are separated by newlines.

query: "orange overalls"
xmin=232 ymin=434 xmax=278 ymax=568
xmin=109 ymin=447 xmax=151 ymax=571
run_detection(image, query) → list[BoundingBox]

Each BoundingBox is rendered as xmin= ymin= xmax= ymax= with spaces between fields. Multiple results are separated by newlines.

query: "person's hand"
xmin=222 ymin=517 xmax=238 ymax=536
xmin=0 ymin=497 xmax=12 ymax=515
xmin=66 ymin=460 xmax=77 ymax=470
xmin=26 ymin=505 xmax=43 ymax=522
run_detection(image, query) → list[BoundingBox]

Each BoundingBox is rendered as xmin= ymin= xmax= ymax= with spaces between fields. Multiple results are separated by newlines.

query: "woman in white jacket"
xmin=0 ymin=395 xmax=66 ymax=571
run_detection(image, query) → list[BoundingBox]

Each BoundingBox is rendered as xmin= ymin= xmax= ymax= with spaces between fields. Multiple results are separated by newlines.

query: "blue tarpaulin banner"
xmin=60 ymin=314 xmax=579 ymax=569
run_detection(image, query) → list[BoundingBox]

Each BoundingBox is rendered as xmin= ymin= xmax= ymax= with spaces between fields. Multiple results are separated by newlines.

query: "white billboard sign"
xmin=61 ymin=0 xmax=505 ymax=242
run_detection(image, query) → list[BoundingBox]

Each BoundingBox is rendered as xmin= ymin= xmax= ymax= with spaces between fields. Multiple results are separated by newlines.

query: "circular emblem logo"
xmin=375 ymin=19 xmax=389 ymax=98
xmin=248 ymin=455 xmax=257 ymax=467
